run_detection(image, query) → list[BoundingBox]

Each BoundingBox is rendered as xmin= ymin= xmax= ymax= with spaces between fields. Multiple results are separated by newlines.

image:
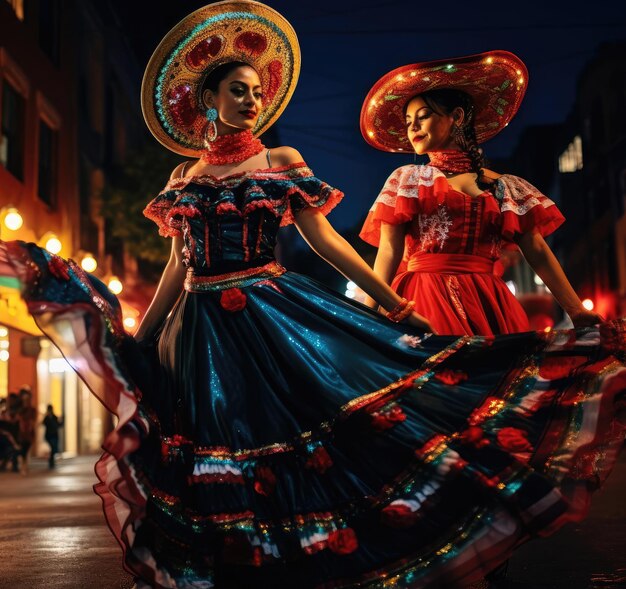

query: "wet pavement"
xmin=0 ymin=452 xmax=625 ymax=588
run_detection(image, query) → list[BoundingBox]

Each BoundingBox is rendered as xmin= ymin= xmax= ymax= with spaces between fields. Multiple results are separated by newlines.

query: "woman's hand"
xmin=570 ymin=309 xmax=604 ymax=328
xmin=405 ymin=311 xmax=437 ymax=334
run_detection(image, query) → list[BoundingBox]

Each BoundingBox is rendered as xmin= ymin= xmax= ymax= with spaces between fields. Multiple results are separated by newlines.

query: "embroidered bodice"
xmin=360 ymin=164 xmax=564 ymax=261
xmin=144 ymin=163 xmax=343 ymax=274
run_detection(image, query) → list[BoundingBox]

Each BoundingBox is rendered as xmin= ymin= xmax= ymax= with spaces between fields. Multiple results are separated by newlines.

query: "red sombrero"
xmin=360 ymin=50 xmax=528 ymax=153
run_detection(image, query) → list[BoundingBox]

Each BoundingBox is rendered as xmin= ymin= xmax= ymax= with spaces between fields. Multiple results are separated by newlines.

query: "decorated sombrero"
xmin=141 ymin=0 xmax=301 ymax=157
xmin=360 ymin=50 xmax=528 ymax=153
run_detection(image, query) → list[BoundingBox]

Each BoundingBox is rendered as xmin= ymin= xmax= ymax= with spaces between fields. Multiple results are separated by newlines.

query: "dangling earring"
xmin=205 ymin=108 xmax=218 ymax=145
xmin=452 ymin=124 xmax=468 ymax=151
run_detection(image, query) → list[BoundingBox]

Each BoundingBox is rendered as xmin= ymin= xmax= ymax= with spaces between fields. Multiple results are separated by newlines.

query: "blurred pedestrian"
xmin=17 ymin=386 xmax=37 ymax=475
xmin=0 ymin=397 xmax=20 ymax=471
xmin=0 ymin=392 xmax=21 ymax=472
xmin=42 ymin=405 xmax=63 ymax=469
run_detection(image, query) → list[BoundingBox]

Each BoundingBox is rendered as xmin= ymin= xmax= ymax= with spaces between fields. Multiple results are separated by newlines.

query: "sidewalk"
xmin=0 ymin=455 xmax=134 ymax=589
xmin=0 ymin=453 xmax=625 ymax=588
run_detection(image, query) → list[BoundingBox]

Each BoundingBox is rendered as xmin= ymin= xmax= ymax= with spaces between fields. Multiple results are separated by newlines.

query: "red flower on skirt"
xmin=305 ymin=446 xmax=333 ymax=474
xmin=380 ymin=502 xmax=420 ymax=528
xmin=253 ymin=465 xmax=277 ymax=496
xmin=327 ymin=527 xmax=358 ymax=555
xmin=220 ymin=288 xmax=247 ymax=312
xmin=496 ymin=427 xmax=533 ymax=453
xmin=434 ymin=369 xmax=468 ymax=386
xmin=538 ymin=356 xmax=587 ymax=380
xmin=460 ymin=425 xmax=490 ymax=448
xmin=371 ymin=406 xmax=407 ymax=432
xmin=47 ymin=256 xmax=70 ymax=281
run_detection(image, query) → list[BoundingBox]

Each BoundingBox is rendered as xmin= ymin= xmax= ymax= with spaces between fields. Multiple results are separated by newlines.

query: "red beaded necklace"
xmin=428 ymin=150 xmax=473 ymax=174
xmin=201 ymin=130 xmax=265 ymax=166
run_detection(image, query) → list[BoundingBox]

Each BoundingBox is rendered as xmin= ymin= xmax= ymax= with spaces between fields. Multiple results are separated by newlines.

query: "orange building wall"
xmin=7 ymin=329 xmax=37 ymax=397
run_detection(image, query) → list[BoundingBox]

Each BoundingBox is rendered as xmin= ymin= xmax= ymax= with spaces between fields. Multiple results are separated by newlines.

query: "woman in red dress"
xmin=359 ymin=51 xmax=601 ymax=336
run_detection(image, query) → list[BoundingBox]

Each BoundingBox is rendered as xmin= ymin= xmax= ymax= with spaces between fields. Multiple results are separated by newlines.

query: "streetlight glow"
xmin=2 ymin=207 xmax=23 ymax=231
xmin=80 ymin=253 xmax=98 ymax=273
xmin=42 ymin=233 xmax=63 ymax=254
xmin=582 ymin=298 xmax=594 ymax=311
xmin=108 ymin=276 xmax=123 ymax=295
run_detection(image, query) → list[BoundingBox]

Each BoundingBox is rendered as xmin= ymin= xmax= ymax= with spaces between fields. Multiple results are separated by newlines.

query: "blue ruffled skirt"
xmin=2 ymin=240 xmax=625 ymax=589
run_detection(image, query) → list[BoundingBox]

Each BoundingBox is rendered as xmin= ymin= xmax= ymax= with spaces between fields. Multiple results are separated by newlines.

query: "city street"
xmin=0 ymin=453 xmax=625 ymax=588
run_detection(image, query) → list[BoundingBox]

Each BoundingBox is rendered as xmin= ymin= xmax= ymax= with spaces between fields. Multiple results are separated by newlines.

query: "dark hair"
xmin=409 ymin=89 xmax=490 ymax=190
xmin=202 ymin=61 xmax=256 ymax=94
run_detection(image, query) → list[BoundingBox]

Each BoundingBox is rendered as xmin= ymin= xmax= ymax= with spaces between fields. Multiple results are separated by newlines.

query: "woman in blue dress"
xmin=1 ymin=2 xmax=625 ymax=588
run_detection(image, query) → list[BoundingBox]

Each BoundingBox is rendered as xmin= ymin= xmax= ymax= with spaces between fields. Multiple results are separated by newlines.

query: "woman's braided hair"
xmin=416 ymin=89 xmax=493 ymax=192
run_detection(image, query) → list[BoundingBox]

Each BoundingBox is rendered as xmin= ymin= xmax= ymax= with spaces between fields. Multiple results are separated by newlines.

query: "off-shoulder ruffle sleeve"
xmin=143 ymin=190 xmax=186 ymax=238
xmin=496 ymin=175 xmax=565 ymax=241
xmin=142 ymin=163 xmax=344 ymax=235
xmin=359 ymin=165 xmax=450 ymax=247
xmin=278 ymin=164 xmax=344 ymax=226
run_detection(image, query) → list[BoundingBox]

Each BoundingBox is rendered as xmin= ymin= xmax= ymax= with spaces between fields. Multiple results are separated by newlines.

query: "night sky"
xmin=113 ymin=0 xmax=626 ymax=233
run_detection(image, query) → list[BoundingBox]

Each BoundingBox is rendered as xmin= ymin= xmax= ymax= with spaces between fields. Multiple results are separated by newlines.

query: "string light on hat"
xmin=360 ymin=50 xmax=528 ymax=153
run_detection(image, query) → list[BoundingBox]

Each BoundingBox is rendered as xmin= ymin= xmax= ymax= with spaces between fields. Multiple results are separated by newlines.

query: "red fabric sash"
xmin=406 ymin=253 xmax=495 ymax=274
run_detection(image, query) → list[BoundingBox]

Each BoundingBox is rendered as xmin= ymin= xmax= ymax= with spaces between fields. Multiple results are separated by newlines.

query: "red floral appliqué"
xmin=460 ymin=425 xmax=490 ymax=448
xmin=434 ymin=369 xmax=468 ymax=386
xmin=496 ymin=427 xmax=532 ymax=453
xmin=265 ymin=60 xmax=283 ymax=102
xmin=305 ymin=446 xmax=333 ymax=474
xmin=538 ymin=356 xmax=587 ymax=381
xmin=167 ymin=84 xmax=197 ymax=127
xmin=327 ymin=527 xmax=358 ymax=555
xmin=380 ymin=502 xmax=420 ymax=528
xmin=220 ymin=288 xmax=247 ymax=312
xmin=371 ymin=405 xmax=407 ymax=432
xmin=253 ymin=465 xmax=276 ymax=496
xmin=235 ymin=31 xmax=268 ymax=57
xmin=186 ymin=36 xmax=223 ymax=69
xmin=47 ymin=256 xmax=70 ymax=281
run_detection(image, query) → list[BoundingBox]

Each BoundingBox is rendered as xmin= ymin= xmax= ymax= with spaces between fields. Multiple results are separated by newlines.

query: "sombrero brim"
xmin=141 ymin=0 xmax=301 ymax=157
xmin=360 ymin=50 xmax=528 ymax=153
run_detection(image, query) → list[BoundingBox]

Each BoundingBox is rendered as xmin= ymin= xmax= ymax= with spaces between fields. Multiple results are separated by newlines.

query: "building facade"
xmin=0 ymin=0 xmax=150 ymax=457
xmin=555 ymin=42 xmax=626 ymax=320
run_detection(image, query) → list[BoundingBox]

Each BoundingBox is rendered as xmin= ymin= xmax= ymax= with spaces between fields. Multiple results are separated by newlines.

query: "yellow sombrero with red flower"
xmin=141 ymin=0 xmax=300 ymax=157
xmin=361 ymin=50 xmax=528 ymax=153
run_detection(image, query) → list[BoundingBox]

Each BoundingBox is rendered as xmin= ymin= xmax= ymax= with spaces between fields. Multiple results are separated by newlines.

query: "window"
xmin=38 ymin=120 xmax=58 ymax=207
xmin=558 ymin=136 xmax=583 ymax=173
xmin=0 ymin=80 xmax=25 ymax=180
xmin=5 ymin=0 xmax=24 ymax=20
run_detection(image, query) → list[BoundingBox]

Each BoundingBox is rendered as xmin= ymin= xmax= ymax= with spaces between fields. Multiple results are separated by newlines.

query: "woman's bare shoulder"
xmin=270 ymin=146 xmax=304 ymax=166
xmin=169 ymin=160 xmax=197 ymax=180
xmin=481 ymin=168 xmax=502 ymax=182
